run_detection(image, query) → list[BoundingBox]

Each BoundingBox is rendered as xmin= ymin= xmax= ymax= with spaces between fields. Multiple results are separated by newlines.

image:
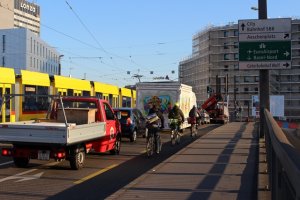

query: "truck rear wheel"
xmin=69 ymin=148 xmax=85 ymax=170
xmin=110 ymin=135 xmax=121 ymax=155
xmin=13 ymin=157 xmax=30 ymax=168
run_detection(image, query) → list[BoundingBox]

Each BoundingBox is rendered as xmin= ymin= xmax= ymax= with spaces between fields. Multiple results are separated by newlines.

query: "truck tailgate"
xmin=0 ymin=121 xmax=106 ymax=145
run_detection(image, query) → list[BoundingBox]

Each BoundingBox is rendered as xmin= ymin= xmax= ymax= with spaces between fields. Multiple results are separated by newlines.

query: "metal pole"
xmin=259 ymin=0 xmax=269 ymax=138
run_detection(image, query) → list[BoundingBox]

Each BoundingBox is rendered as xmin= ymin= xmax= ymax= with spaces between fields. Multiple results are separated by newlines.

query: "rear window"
xmin=117 ymin=110 xmax=131 ymax=123
xmin=59 ymin=101 xmax=97 ymax=109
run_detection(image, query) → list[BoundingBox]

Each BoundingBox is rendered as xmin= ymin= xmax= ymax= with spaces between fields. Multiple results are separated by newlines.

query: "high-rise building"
xmin=179 ymin=19 xmax=300 ymax=121
xmin=0 ymin=0 xmax=40 ymax=35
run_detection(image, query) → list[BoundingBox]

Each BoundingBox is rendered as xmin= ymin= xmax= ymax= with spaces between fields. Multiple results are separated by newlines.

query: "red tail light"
xmin=55 ymin=151 xmax=65 ymax=159
xmin=1 ymin=148 xmax=12 ymax=156
xmin=126 ymin=117 xmax=132 ymax=126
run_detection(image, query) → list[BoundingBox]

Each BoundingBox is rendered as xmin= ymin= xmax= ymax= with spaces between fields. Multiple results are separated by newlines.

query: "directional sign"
xmin=238 ymin=18 xmax=291 ymax=70
xmin=239 ymin=41 xmax=291 ymax=61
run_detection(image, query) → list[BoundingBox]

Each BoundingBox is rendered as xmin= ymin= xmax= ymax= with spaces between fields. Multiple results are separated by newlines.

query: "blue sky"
xmin=36 ymin=0 xmax=300 ymax=87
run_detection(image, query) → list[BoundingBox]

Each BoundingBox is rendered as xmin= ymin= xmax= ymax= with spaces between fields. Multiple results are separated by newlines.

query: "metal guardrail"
xmin=264 ymin=109 xmax=300 ymax=199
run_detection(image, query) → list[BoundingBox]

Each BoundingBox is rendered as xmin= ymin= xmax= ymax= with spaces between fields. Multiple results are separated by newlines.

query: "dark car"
xmin=113 ymin=108 xmax=147 ymax=142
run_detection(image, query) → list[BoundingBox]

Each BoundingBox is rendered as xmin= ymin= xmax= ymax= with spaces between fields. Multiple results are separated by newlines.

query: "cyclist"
xmin=147 ymin=104 xmax=164 ymax=154
xmin=168 ymin=103 xmax=184 ymax=132
xmin=189 ymin=105 xmax=200 ymax=137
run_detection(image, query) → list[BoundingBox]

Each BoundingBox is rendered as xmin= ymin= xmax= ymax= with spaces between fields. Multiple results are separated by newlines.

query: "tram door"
xmin=0 ymin=87 xmax=12 ymax=122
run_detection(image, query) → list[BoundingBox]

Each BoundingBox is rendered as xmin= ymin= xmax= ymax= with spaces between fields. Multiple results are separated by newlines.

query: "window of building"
xmin=244 ymin=87 xmax=249 ymax=93
xmin=234 ymin=42 xmax=238 ymax=48
xmin=224 ymin=65 xmax=229 ymax=71
xmin=2 ymin=35 xmax=5 ymax=53
xmin=2 ymin=56 xmax=5 ymax=66
xmin=30 ymin=37 xmax=32 ymax=53
xmin=224 ymin=43 xmax=229 ymax=49
xmin=287 ymin=75 xmax=291 ymax=81
xmin=234 ymin=53 xmax=239 ymax=60
xmin=244 ymin=100 xmax=249 ymax=106
xmin=234 ymin=76 xmax=239 ymax=83
xmin=34 ymin=40 xmax=35 ymax=54
xmin=224 ymin=54 xmax=229 ymax=60
xmin=255 ymin=87 xmax=258 ymax=93
xmin=224 ymin=31 xmax=228 ymax=37
xmin=234 ymin=64 xmax=239 ymax=70
xmin=234 ymin=30 xmax=238 ymax=36
xmin=244 ymin=76 xmax=252 ymax=82
xmin=255 ymin=76 xmax=259 ymax=82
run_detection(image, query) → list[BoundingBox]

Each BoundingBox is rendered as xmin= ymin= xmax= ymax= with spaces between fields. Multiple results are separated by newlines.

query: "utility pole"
xmin=258 ymin=0 xmax=269 ymax=138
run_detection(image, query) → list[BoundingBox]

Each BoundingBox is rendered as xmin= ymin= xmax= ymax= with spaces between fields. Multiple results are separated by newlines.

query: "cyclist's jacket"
xmin=168 ymin=106 xmax=184 ymax=123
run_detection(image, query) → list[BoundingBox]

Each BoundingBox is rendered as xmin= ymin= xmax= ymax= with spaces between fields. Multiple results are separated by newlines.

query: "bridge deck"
xmin=108 ymin=122 xmax=259 ymax=200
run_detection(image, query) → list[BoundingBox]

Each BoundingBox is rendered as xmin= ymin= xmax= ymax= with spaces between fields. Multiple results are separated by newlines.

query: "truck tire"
xmin=13 ymin=157 xmax=30 ymax=168
xmin=130 ymin=130 xmax=137 ymax=142
xmin=110 ymin=134 xmax=121 ymax=155
xmin=69 ymin=148 xmax=85 ymax=170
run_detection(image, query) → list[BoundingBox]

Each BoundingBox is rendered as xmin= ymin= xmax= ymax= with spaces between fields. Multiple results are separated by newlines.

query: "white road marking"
xmin=0 ymin=161 xmax=13 ymax=166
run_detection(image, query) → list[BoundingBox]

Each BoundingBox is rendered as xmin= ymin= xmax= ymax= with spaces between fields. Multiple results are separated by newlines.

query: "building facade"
xmin=179 ymin=19 xmax=300 ymax=121
xmin=0 ymin=0 xmax=40 ymax=35
xmin=0 ymin=28 xmax=60 ymax=75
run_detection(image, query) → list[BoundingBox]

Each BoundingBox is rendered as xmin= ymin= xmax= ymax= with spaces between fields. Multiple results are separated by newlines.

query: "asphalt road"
xmin=0 ymin=124 xmax=219 ymax=200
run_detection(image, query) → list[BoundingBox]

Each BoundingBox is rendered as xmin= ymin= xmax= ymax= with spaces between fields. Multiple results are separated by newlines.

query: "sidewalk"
xmin=107 ymin=122 xmax=259 ymax=200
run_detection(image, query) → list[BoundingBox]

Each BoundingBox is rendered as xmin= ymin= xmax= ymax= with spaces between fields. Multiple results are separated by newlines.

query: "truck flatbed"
xmin=0 ymin=120 xmax=106 ymax=145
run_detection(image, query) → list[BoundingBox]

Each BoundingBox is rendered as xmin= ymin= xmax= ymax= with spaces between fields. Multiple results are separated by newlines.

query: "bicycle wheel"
xmin=146 ymin=136 xmax=154 ymax=157
xmin=170 ymin=130 xmax=176 ymax=146
xmin=175 ymin=130 xmax=180 ymax=144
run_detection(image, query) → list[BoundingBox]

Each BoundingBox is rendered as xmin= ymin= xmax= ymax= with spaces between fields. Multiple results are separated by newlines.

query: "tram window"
xmin=67 ymin=89 xmax=73 ymax=96
xmin=95 ymin=92 xmax=103 ymax=99
xmin=82 ymin=91 xmax=90 ymax=96
xmin=109 ymin=94 xmax=113 ymax=105
xmin=122 ymin=97 xmax=131 ymax=108
xmin=23 ymin=85 xmax=49 ymax=111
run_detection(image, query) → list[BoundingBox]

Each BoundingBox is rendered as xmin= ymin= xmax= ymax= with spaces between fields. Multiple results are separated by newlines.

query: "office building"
xmin=179 ymin=19 xmax=300 ymax=121
xmin=0 ymin=28 xmax=60 ymax=75
xmin=0 ymin=0 xmax=40 ymax=35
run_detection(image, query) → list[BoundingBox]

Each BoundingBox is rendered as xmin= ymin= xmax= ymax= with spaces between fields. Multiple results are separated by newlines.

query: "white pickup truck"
xmin=0 ymin=96 xmax=121 ymax=170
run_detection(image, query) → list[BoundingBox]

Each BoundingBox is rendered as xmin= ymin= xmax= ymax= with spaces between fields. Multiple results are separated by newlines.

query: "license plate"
xmin=38 ymin=150 xmax=50 ymax=160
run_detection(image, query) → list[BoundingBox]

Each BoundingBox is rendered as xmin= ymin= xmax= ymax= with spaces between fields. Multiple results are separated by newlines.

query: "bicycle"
xmin=189 ymin=117 xmax=198 ymax=138
xmin=169 ymin=119 xmax=181 ymax=146
xmin=146 ymin=126 xmax=162 ymax=157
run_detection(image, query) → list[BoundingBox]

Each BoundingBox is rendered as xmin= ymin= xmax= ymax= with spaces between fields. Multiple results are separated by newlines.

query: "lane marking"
xmin=0 ymin=161 xmax=13 ymax=166
xmin=0 ymin=169 xmax=38 ymax=183
xmin=74 ymin=164 xmax=118 ymax=184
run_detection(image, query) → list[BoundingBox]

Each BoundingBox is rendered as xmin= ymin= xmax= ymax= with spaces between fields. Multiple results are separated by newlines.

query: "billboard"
xmin=251 ymin=95 xmax=284 ymax=117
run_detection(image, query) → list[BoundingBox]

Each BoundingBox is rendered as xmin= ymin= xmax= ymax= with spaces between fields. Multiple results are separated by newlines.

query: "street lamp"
xmin=58 ymin=55 xmax=64 ymax=75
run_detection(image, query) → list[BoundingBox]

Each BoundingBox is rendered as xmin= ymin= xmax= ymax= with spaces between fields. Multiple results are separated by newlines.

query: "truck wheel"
xmin=130 ymin=130 xmax=137 ymax=142
xmin=110 ymin=135 xmax=121 ymax=155
xmin=69 ymin=148 xmax=85 ymax=170
xmin=13 ymin=157 xmax=30 ymax=168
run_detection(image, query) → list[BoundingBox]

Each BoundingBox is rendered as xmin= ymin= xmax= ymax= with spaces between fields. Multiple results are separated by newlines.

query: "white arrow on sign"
xmin=283 ymin=51 xmax=290 ymax=57
xmin=0 ymin=169 xmax=44 ymax=183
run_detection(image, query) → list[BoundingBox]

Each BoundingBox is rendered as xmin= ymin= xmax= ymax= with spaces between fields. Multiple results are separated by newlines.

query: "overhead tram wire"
xmin=64 ymin=1 xmax=165 ymax=74
xmin=0 ymin=2 xmax=179 ymax=79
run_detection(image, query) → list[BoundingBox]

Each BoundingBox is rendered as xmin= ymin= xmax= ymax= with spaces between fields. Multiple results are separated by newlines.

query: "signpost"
xmin=239 ymin=18 xmax=291 ymax=70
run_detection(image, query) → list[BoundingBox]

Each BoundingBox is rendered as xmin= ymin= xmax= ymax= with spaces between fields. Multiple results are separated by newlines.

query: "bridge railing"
xmin=264 ymin=109 xmax=300 ymax=199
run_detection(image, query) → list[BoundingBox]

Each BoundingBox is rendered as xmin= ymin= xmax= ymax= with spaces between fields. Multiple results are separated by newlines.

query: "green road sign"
xmin=239 ymin=41 xmax=291 ymax=61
